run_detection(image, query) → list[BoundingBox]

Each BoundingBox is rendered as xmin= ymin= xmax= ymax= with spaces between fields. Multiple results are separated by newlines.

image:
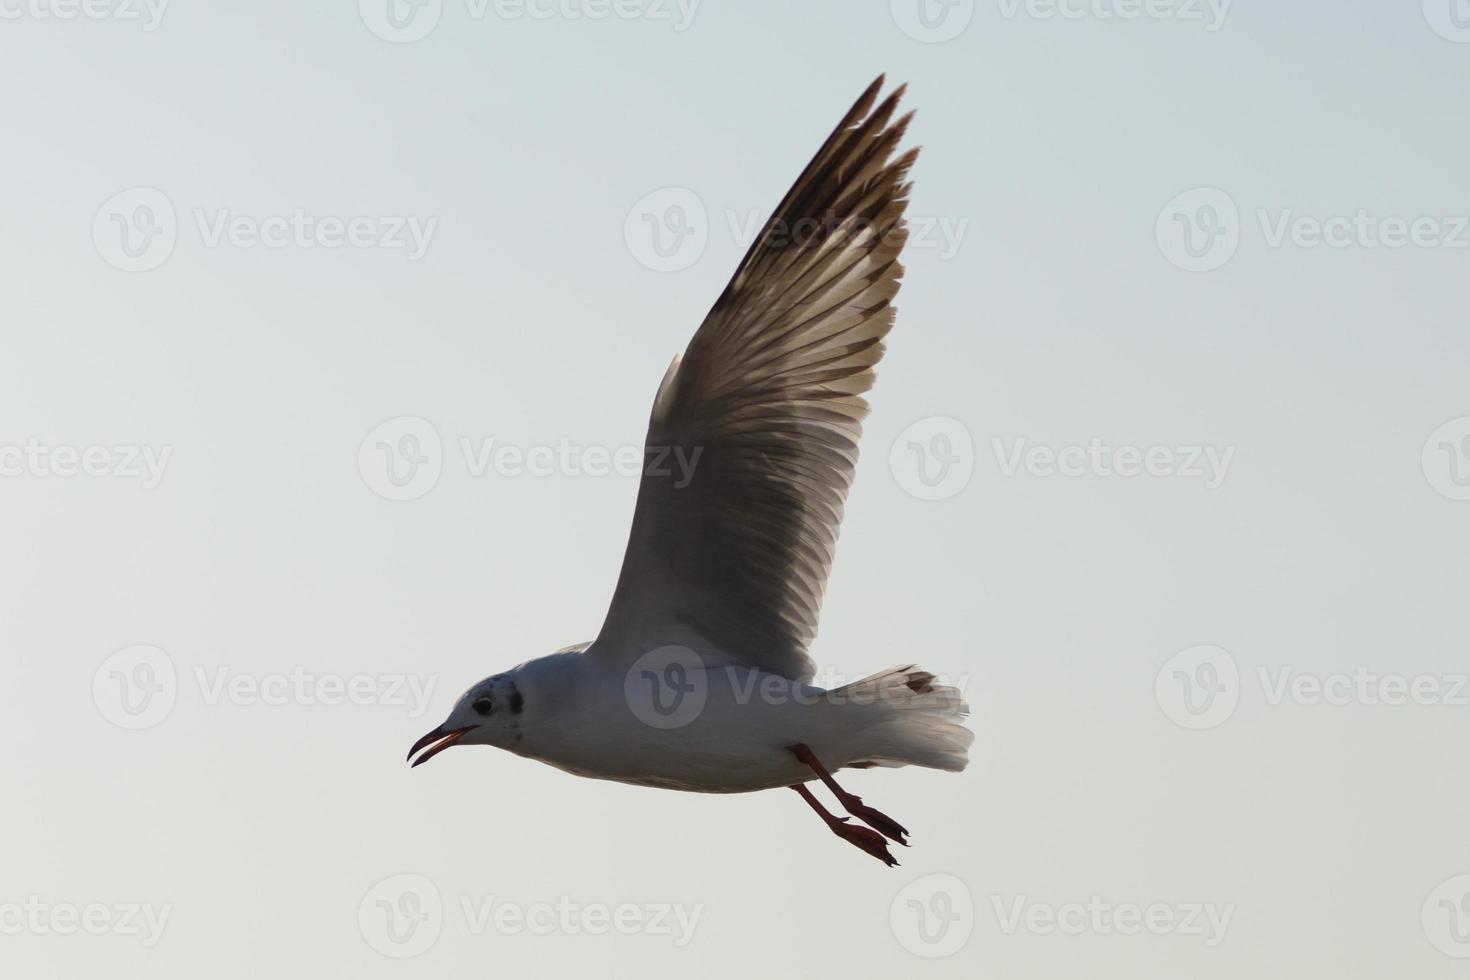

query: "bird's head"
xmin=407 ymin=671 xmax=527 ymax=767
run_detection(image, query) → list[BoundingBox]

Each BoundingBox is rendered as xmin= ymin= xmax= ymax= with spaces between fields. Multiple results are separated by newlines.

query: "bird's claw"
xmin=842 ymin=794 xmax=910 ymax=846
xmin=831 ymin=817 xmax=899 ymax=867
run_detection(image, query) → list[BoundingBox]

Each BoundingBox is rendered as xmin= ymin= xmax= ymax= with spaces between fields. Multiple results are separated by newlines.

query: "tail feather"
xmin=830 ymin=664 xmax=973 ymax=773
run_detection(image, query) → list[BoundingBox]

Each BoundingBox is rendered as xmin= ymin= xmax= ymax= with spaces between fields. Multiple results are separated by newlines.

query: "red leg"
xmin=790 ymin=743 xmax=910 ymax=846
xmin=790 ymin=784 xmax=897 ymax=867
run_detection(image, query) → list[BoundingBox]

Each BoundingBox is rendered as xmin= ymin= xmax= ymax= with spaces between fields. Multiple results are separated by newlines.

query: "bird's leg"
xmin=790 ymin=784 xmax=897 ymax=867
xmin=789 ymin=742 xmax=910 ymax=846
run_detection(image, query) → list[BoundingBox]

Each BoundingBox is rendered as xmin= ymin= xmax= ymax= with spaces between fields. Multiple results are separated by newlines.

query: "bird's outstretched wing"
xmin=592 ymin=76 xmax=918 ymax=682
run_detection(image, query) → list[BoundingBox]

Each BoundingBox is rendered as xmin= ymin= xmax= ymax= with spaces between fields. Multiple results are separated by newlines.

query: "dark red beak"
xmin=407 ymin=724 xmax=478 ymax=768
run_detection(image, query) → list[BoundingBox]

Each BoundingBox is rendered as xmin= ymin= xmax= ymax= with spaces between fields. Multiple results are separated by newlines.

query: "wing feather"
xmin=592 ymin=77 xmax=919 ymax=681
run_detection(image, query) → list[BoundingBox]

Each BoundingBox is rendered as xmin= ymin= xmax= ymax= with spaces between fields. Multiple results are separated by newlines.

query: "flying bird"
xmin=408 ymin=76 xmax=971 ymax=866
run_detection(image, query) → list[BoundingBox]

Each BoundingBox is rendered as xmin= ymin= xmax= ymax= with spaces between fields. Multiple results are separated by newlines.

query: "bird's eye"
xmin=472 ymin=697 xmax=494 ymax=716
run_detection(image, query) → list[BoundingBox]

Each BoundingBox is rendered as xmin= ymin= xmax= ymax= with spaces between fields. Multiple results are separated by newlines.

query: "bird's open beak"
xmin=407 ymin=724 xmax=478 ymax=768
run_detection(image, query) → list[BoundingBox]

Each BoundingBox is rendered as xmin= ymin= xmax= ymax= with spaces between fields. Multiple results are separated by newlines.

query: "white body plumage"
xmin=440 ymin=648 xmax=971 ymax=795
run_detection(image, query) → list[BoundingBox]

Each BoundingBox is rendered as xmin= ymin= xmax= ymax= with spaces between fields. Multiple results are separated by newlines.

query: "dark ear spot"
xmin=509 ymin=684 xmax=525 ymax=715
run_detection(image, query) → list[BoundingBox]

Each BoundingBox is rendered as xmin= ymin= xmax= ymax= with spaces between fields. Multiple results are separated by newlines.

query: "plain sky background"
xmin=3 ymin=1 xmax=1470 ymax=977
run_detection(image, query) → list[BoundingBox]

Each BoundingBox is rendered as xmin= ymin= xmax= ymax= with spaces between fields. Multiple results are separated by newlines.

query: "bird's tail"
xmin=829 ymin=665 xmax=973 ymax=773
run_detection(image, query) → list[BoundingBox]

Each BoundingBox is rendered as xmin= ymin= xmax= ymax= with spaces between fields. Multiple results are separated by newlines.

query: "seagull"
xmin=408 ymin=76 xmax=972 ymax=866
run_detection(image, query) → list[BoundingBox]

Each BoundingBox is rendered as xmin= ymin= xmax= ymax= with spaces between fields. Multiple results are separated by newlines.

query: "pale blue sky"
xmin=3 ymin=2 xmax=1469 ymax=978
